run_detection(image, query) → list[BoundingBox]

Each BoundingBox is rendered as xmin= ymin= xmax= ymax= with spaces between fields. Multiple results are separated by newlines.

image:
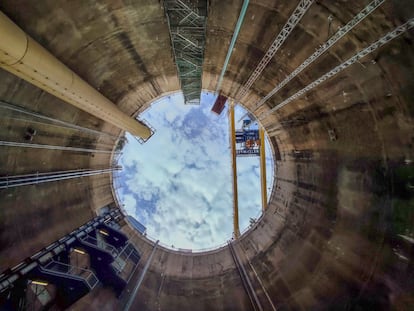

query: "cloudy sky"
xmin=116 ymin=92 xmax=274 ymax=250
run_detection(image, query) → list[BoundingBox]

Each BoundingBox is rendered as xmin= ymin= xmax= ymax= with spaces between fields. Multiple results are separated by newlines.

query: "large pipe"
xmin=0 ymin=11 xmax=151 ymax=139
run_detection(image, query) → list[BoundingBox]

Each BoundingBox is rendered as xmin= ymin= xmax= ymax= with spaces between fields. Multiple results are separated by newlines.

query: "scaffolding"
xmin=164 ymin=0 xmax=208 ymax=105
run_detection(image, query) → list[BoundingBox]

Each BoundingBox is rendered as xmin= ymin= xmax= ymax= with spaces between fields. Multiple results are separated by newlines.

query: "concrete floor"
xmin=0 ymin=0 xmax=413 ymax=310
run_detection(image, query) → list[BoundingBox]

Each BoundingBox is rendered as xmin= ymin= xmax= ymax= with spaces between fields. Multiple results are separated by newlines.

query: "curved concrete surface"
xmin=0 ymin=1 xmax=413 ymax=310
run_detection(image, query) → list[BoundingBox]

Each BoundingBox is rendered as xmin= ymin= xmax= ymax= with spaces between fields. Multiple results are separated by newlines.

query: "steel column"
xmin=259 ymin=128 xmax=267 ymax=211
xmin=229 ymin=101 xmax=240 ymax=238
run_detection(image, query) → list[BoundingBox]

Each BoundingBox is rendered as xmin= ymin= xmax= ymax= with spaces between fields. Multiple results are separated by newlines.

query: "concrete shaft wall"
xmin=0 ymin=0 xmax=413 ymax=310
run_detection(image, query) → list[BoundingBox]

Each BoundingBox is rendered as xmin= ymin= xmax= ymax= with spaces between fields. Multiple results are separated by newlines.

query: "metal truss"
xmin=260 ymin=19 xmax=414 ymax=119
xmin=235 ymin=0 xmax=314 ymax=101
xmin=255 ymin=0 xmax=385 ymax=109
xmin=164 ymin=0 xmax=208 ymax=105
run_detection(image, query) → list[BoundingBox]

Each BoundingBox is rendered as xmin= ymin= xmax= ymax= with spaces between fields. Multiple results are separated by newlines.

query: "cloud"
xmin=116 ymin=92 xmax=274 ymax=249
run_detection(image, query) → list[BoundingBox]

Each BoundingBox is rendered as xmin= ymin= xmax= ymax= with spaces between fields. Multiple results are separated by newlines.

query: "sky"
xmin=115 ymin=92 xmax=274 ymax=250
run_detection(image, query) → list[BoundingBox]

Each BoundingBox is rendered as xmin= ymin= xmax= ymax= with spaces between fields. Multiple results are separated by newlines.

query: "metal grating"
xmin=164 ymin=0 xmax=208 ymax=105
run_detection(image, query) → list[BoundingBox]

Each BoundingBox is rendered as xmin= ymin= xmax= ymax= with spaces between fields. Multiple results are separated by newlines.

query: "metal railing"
xmin=81 ymin=235 xmax=119 ymax=257
xmin=112 ymin=243 xmax=140 ymax=273
xmin=0 ymin=210 xmax=120 ymax=293
xmin=43 ymin=260 xmax=98 ymax=289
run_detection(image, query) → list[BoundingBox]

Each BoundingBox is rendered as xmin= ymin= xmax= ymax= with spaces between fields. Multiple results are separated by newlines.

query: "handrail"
xmin=43 ymin=260 xmax=98 ymax=289
xmin=81 ymin=235 xmax=118 ymax=257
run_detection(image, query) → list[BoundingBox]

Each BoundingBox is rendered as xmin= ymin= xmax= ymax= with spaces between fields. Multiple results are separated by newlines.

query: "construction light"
xmin=30 ymin=280 xmax=48 ymax=286
xmin=99 ymin=230 xmax=109 ymax=236
xmin=73 ymin=248 xmax=86 ymax=255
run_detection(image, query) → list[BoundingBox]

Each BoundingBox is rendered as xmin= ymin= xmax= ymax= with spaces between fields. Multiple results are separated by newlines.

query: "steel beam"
xmin=260 ymin=19 xmax=414 ymax=118
xmin=215 ymin=0 xmax=250 ymax=93
xmin=259 ymin=128 xmax=267 ymax=211
xmin=0 ymin=210 xmax=121 ymax=293
xmin=235 ymin=0 xmax=314 ymax=101
xmin=255 ymin=0 xmax=385 ymax=109
xmin=229 ymin=101 xmax=240 ymax=238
